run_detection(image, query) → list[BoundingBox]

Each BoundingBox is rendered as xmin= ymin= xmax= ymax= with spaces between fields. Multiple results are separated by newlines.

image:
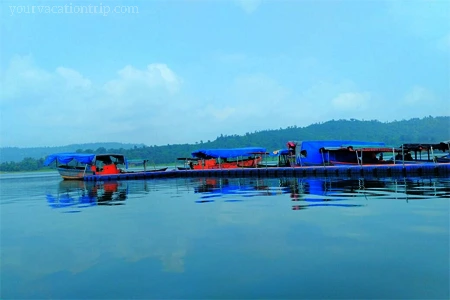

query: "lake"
xmin=0 ymin=172 xmax=449 ymax=299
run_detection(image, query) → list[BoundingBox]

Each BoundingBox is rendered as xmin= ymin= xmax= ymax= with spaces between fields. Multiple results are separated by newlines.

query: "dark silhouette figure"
xmin=404 ymin=152 xmax=413 ymax=161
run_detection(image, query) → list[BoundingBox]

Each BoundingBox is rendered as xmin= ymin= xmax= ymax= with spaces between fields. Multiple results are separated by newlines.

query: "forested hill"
xmin=1 ymin=116 xmax=449 ymax=166
xmin=0 ymin=142 xmax=144 ymax=163
xmin=105 ymin=116 xmax=449 ymax=164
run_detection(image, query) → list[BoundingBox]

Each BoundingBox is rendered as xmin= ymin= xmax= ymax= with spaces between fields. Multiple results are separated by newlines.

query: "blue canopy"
xmin=44 ymin=153 xmax=96 ymax=166
xmin=295 ymin=140 xmax=386 ymax=165
xmin=269 ymin=149 xmax=290 ymax=157
xmin=192 ymin=147 xmax=267 ymax=159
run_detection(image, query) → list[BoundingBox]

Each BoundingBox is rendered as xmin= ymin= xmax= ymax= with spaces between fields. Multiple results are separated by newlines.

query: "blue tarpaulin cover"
xmin=269 ymin=149 xmax=290 ymax=157
xmin=44 ymin=153 xmax=96 ymax=166
xmin=296 ymin=140 xmax=386 ymax=165
xmin=192 ymin=147 xmax=267 ymax=159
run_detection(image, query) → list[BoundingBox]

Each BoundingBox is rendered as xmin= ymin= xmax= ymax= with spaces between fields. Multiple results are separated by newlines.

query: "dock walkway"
xmin=83 ymin=163 xmax=450 ymax=181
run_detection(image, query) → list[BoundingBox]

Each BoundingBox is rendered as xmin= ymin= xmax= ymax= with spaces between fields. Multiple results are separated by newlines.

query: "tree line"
xmin=1 ymin=116 xmax=449 ymax=172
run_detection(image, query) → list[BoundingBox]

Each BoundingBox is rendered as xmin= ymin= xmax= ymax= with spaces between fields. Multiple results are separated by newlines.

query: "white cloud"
xmin=55 ymin=67 xmax=92 ymax=90
xmin=403 ymin=86 xmax=436 ymax=105
xmin=234 ymin=0 xmax=262 ymax=13
xmin=377 ymin=85 xmax=448 ymax=121
xmin=194 ymin=74 xmax=290 ymax=122
xmin=1 ymin=55 xmax=54 ymax=101
xmin=190 ymin=77 xmax=376 ymax=137
xmin=1 ymin=55 xmax=447 ymax=148
xmin=436 ymin=32 xmax=450 ymax=52
xmin=200 ymin=105 xmax=237 ymax=121
xmin=0 ymin=56 xmax=184 ymax=147
xmin=104 ymin=63 xmax=181 ymax=98
xmin=211 ymin=74 xmax=290 ymax=128
xmin=291 ymin=80 xmax=363 ymax=122
xmin=331 ymin=92 xmax=370 ymax=111
xmin=189 ymin=76 xmax=379 ymax=139
xmin=231 ymin=73 xmax=289 ymax=107
xmin=157 ymin=73 xmax=295 ymax=140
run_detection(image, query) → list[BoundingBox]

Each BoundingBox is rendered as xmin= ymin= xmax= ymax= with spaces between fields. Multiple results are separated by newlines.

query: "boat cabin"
xmin=44 ymin=153 xmax=129 ymax=179
xmin=286 ymin=140 xmax=399 ymax=166
xmin=188 ymin=147 xmax=267 ymax=169
xmin=90 ymin=154 xmax=127 ymax=175
xmin=259 ymin=148 xmax=295 ymax=167
xmin=398 ymin=142 xmax=450 ymax=163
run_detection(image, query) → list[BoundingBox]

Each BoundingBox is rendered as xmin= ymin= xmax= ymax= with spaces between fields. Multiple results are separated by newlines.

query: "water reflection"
xmin=46 ymin=177 xmax=450 ymax=212
xmin=1 ymin=174 xmax=449 ymax=299
xmin=46 ymin=181 xmax=127 ymax=212
xmin=190 ymin=177 xmax=449 ymax=209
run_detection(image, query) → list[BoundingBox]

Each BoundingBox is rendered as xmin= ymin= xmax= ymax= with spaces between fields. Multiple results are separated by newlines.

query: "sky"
xmin=0 ymin=0 xmax=449 ymax=147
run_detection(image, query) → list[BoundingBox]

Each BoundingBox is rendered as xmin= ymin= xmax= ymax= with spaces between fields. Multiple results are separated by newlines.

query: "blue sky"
xmin=1 ymin=0 xmax=449 ymax=147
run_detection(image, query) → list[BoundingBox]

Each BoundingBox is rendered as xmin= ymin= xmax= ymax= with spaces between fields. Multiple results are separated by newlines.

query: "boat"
xmin=175 ymin=158 xmax=198 ymax=170
xmin=436 ymin=154 xmax=450 ymax=163
xmin=43 ymin=153 xmax=167 ymax=180
xmin=286 ymin=140 xmax=400 ymax=166
xmin=258 ymin=148 xmax=294 ymax=168
xmin=44 ymin=153 xmax=99 ymax=180
xmin=181 ymin=147 xmax=267 ymax=169
xmin=285 ymin=140 xmax=450 ymax=166
xmin=395 ymin=142 xmax=450 ymax=164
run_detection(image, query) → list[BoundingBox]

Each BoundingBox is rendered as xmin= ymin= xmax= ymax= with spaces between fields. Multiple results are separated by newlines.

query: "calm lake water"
xmin=1 ymin=172 xmax=449 ymax=299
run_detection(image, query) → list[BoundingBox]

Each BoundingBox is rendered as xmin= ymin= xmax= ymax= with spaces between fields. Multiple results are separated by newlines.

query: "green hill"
xmin=107 ymin=116 xmax=449 ymax=163
xmin=0 ymin=142 xmax=144 ymax=163
xmin=1 ymin=116 xmax=449 ymax=172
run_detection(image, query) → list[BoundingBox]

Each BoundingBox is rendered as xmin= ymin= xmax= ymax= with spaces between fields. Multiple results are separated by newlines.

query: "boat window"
xmin=301 ymin=150 xmax=307 ymax=158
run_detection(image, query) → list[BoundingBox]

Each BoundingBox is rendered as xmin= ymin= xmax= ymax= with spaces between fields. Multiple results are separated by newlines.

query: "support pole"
xmin=392 ymin=148 xmax=395 ymax=165
xmin=402 ymin=144 xmax=405 ymax=167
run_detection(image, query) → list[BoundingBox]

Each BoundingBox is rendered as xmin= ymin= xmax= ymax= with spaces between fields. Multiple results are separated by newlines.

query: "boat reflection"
xmin=46 ymin=176 xmax=449 ymax=212
xmin=192 ymin=177 xmax=367 ymax=209
xmin=46 ymin=180 xmax=127 ymax=212
xmin=191 ymin=177 xmax=449 ymax=209
xmin=193 ymin=177 xmax=291 ymax=197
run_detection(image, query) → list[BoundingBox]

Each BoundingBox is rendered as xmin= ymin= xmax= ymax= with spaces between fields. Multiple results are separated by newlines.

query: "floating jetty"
xmin=83 ymin=163 xmax=450 ymax=181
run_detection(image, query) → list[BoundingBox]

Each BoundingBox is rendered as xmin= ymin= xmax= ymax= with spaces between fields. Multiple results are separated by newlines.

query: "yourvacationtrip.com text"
xmin=9 ymin=3 xmax=139 ymax=17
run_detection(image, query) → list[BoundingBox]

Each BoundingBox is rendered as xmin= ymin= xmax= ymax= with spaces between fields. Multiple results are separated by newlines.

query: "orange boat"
xmin=44 ymin=153 xmax=167 ymax=180
xmin=180 ymin=147 xmax=267 ymax=170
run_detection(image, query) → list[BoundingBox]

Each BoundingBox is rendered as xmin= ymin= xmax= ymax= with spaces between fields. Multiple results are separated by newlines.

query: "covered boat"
xmin=286 ymin=140 xmax=398 ymax=166
xmin=397 ymin=142 xmax=450 ymax=163
xmin=258 ymin=148 xmax=293 ymax=168
xmin=187 ymin=147 xmax=267 ymax=169
xmin=44 ymin=153 xmax=129 ymax=180
xmin=44 ymin=153 xmax=168 ymax=180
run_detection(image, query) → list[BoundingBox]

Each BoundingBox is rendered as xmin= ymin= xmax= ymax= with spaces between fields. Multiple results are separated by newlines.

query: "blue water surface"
xmin=0 ymin=172 xmax=449 ymax=299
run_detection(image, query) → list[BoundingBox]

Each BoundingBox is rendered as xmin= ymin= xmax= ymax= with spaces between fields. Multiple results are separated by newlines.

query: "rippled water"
xmin=1 ymin=172 xmax=449 ymax=299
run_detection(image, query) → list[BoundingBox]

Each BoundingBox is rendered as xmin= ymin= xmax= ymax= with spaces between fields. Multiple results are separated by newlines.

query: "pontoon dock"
xmin=83 ymin=163 xmax=449 ymax=181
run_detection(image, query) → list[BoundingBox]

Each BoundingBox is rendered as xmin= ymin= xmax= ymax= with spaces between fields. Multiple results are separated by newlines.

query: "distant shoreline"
xmin=0 ymin=163 xmax=178 ymax=174
xmin=0 ymin=169 xmax=57 ymax=175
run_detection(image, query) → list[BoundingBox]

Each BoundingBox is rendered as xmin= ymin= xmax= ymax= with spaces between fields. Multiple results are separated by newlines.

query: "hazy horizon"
xmin=0 ymin=115 xmax=448 ymax=149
